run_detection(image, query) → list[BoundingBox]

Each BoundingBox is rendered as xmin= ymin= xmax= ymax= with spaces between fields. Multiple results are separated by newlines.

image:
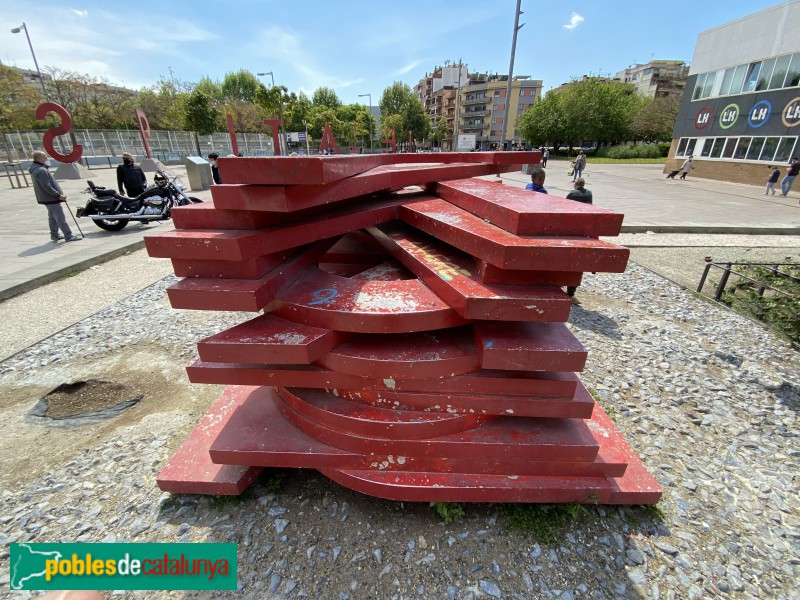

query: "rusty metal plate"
xmin=272 ymin=265 xmax=466 ymax=333
xmin=369 ymin=223 xmax=571 ymax=321
xmin=399 ymin=198 xmax=630 ymax=272
xmin=432 ymin=179 xmax=624 ymax=236
xmin=474 ymin=321 xmax=588 ymax=371
xmin=197 ymin=314 xmax=347 ymax=365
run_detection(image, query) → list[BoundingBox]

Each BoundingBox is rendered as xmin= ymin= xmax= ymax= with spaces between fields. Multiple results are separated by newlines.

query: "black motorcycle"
xmin=76 ymin=172 xmax=202 ymax=231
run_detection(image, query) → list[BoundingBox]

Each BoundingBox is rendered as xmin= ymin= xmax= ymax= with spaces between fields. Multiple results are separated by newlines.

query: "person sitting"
xmin=566 ymin=177 xmax=593 ymax=204
xmin=524 ymin=166 xmax=548 ymax=194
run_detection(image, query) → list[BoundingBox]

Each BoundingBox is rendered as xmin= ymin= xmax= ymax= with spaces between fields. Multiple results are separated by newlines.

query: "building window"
xmin=760 ymin=137 xmax=780 ymax=161
xmin=720 ymin=138 xmax=736 ymax=158
xmin=741 ymin=63 xmax=761 ymax=93
xmin=756 ymin=58 xmax=776 ymax=91
xmin=677 ymin=138 xmax=688 ymax=156
xmin=733 ymin=137 xmax=751 ymax=159
xmin=746 ymin=137 xmax=765 ymax=161
xmin=768 ymin=55 xmax=791 ymax=89
xmin=775 ymin=137 xmax=797 ymax=163
xmin=708 ymin=138 xmax=725 ymax=158
xmin=786 ymin=53 xmax=800 ymax=88
xmin=692 ymin=73 xmax=707 ymax=100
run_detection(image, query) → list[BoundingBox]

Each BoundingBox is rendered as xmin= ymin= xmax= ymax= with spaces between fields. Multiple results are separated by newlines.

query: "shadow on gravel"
xmin=569 ymin=307 xmax=623 ymax=340
xmin=773 ymin=381 xmax=800 ymax=412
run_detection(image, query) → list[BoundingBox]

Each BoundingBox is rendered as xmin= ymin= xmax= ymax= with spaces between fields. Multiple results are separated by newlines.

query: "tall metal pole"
xmin=453 ymin=59 xmax=463 ymax=151
xmin=258 ymin=71 xmax=283 ymax=154
xmin=500 ymin=0 xmax=525 ymax=151
xmin=11 ymin=23 xmax=48 ymax=101
xmin=358 ymin=93 xmax=373 ymax=152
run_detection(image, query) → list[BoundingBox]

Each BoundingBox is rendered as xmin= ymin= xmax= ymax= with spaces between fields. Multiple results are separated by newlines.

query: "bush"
xmin=657 ymin=143 xmax=671 ymax=157
xmin=596 ymin=144 xmax=663 ymax=159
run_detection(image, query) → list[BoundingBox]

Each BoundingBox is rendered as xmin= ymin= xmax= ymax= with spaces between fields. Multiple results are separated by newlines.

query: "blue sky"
xmin=0 ymin=0 xmax=785 ymax=105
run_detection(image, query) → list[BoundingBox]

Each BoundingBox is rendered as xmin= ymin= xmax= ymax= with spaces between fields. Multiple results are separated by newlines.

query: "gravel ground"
xmin=0 ymin=250 xmax=798 ymax=599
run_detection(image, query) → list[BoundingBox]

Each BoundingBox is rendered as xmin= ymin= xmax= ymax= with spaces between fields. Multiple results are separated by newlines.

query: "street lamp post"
xmin=257 ymin=71 xmax=284 ymax=154
xmin=10 ymin=23 xmax=48 ymax=102
xmin=500 ymin=0 xmax=525 ymax=151
xmin=358 ymin=93 xmax=373 ymax=152
xmin=302 ymin=119 xmax=310 ymax=155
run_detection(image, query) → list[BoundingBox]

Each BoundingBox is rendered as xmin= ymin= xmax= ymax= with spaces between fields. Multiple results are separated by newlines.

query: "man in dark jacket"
xmin=116 ymin=152 xmax=147 ymax=197
xmin=565 ymin=178 xmax=593 ymax=304
xmin=29 ymin=151 xmax=81 ymax=242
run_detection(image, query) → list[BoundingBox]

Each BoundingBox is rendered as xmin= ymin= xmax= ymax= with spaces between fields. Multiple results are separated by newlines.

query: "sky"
xmin=0 ymin=0 xmax=787 ymax=105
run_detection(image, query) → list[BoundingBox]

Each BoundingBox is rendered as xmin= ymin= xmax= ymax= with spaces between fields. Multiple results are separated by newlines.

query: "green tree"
xmin=220 ymin=70 xmax=260 ymax=102
xmin=430 ymin=117 xmax=450 ymax=149
xmin=629 ymin=95 xmax=680 ymax=143
xmin=184 ymin=90 xmax=220 ymax=154
xmin=284 ymin=91 xmax=312 ymax=133
xmin=517 ymin=92 xmax=567 ymax=147
xmin=379 ymin=82 xmax=429 ymax=149
xmin=312 ymin=87 xmax=342 ymax=110
xmin=0 ymin=64 xmax=41 ymax=132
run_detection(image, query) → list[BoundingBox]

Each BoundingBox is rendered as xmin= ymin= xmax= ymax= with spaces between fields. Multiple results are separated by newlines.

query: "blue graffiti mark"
xmin=485 ymin=340 xmax=494 ymax=348
xmin=309 ymin=288 xmax=338 ymax=306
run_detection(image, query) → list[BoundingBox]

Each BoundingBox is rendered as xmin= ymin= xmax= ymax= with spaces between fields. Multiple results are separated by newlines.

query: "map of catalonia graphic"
xmin=10 ymin=543 xmax=63 ymax=590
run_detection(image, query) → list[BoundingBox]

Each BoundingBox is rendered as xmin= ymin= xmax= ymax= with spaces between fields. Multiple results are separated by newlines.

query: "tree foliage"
xmin=518 ymin=78 xmax=652 ymax=148
xmin=312 ymin=87 xmax=342 ymax=110
xmin=220 ymin=70 xmax=260 ymax=102
xmin=629 ymin=96 xmax=680 ymax=143
xmin=0 ymin=65 xmax=42 ymax=130
xmin=379 ymin=82 xmax=429 ymax=145
xmin=184 ymin=90 xmax=220 ymax=136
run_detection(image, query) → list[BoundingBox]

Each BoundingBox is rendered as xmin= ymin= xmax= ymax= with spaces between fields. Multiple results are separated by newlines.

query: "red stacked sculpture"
xmin=145 ymin=152 xmax=661 ymax=504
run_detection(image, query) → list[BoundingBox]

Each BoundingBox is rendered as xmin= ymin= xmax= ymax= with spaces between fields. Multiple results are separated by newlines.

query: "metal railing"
xmin=697 ymin=261 xmax=799 ymax=301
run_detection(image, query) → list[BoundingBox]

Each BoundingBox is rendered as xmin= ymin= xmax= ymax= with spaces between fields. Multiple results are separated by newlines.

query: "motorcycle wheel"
xmin=94 ymin=217 xmax=128 ymax=231
xmin=178 ymin=196 xmax=204 ymax=206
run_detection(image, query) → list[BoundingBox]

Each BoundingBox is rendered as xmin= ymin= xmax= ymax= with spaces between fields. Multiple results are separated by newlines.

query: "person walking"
xmin=208 ymin=152 xmax=222 ymax=184
xmin=29 ymin=151 xmax=81 ymax=243
xmin=780 ymin=156 xmax=799 ymax=197
xmin=564 ymin=178 xmax=593 ymax=305
xmin=765 ymin=165 xmax=780 ymax=195
xmin=116 ymin=152 xmax=147 ymax=197
xmin=679 ymin=155 xmax=694 ymax=180
xmin=525 ymin=166 xmax=548 ymax=193
xmin=573 ymin=150 xmax=586 ymax=181
xmin=541 ymin=147 xmax=549 ymax=168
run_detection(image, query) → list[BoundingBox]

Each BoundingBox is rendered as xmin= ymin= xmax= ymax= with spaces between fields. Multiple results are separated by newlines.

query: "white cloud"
xmin=71 ymin=9 xmax=88 ymax=17
xmin=394 ymin=61 xmax=422 ymax=76
xmin=563 ymin=12 xmax=584 ymax=31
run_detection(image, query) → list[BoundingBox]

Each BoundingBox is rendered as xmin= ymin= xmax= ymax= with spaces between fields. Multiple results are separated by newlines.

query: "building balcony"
xmin=462 ymin=109 xmax=490 ymax=117
xmin=461 ymin=124 xmax=486 ymax=132
xmin=462 ymin=97 xmax=490 ymax=106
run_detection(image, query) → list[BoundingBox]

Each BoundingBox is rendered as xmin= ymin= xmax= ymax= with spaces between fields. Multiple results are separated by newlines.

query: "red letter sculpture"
xmin=226 ymin=114 xmax=240 ymax=157
xmin=134 ymin=109 xmax=152 ymax=159
xmin=36 ymin=103 xmax=82 ymax=163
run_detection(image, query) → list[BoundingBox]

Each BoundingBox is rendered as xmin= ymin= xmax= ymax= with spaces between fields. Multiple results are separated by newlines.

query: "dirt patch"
xmin=36 ymin=379 xmax=142 ymax=419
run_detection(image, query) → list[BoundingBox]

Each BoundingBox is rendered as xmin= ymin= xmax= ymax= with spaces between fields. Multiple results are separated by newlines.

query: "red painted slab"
xmin=272 ymin=265 xmax=466 ymax=333
xmin=476 ymin=260 xmax=583 ymax=286
xmin=350 ymin=261 xmax=411 ymax=281
xmin=185 ymin=360 xmax=579 ymax=398
xmin=399 ymin=198 xmax=630 ymax=272
xmin=171 ymin=252 xmax=290 ymax=279
xmin=431 ymin=179 xmax=624 ymax=236
xmin=208 ymin=387 xmax=626 ymax=478
xmin=331 ymin=378 xmax=594 ymax=419
xmin=216 ymin=152 xmax=539 ymax=187
xmin=217 ymin=154 xmax=386 ymax=185
xmin=156 ymin=385 xmax=262 ymax=495
xmin=319 ymin=405 xmax=661 ymax=504
xmin=166 ymin=242 xmax=331 ymax=312
xmin=172 ymin=202 xmax=290 ymax=230
xmin=212 ymin=163 xmax=512 ymax=214
xmin=475 ymin=322 xmax=588 ymax=371
xmin=197 ymin=314 xmax=347 ymax=365
xmin=275 ymin=391 xmax=600 ymax=462
xmin=368 ymin=223 xmax=571 ymax=321
xmin=274 ymin=387 xmax=492 ymax=440
xmin=145 ymin=198 xmax=402 ymax=261
xmin=315 ymin=327 xmax=479 ymax=380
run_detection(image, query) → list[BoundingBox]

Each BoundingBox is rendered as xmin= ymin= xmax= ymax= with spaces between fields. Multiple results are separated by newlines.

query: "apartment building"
xmin=458 ymin=73 xmax=541 ymax=150
xmin=614 ymin=60 xmax=689 ymax=98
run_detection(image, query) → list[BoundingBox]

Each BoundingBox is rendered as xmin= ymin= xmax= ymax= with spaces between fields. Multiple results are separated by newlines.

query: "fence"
xmin=1 ymin=129 xmax=279 ymax=165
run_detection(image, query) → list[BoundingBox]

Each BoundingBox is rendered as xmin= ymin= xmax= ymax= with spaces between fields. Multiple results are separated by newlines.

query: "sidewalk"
xmin=1 ymin=161 xmax=798 ymax=302
xmin=0 ymin=166 xmax=212 ymax=301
